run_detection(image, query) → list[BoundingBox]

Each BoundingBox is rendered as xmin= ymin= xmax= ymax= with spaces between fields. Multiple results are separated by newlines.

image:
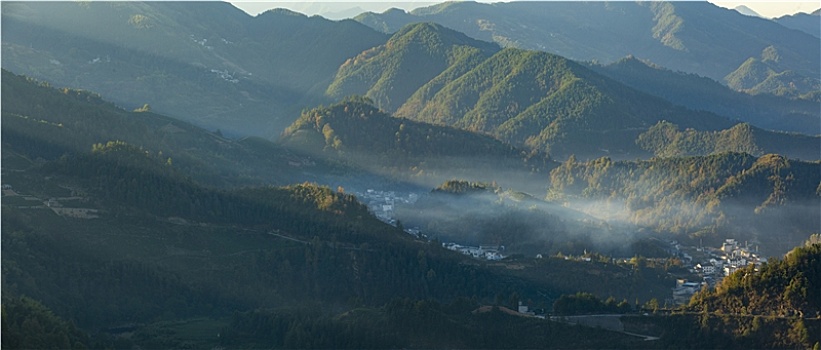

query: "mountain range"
xmin=3 ymin=1 xmax=818 ymax=146
xmin=326 ymin=22 xmax=818 ymax=160
xmin=3 ymin=2 xmax=821 ymax=348
xmin=1 ymin=1 xmax=387 ymax=137
xmin=356 ymin=1 xmax=820 ymax=98
xmin=589 ymin=56 xmax=820 ymax=134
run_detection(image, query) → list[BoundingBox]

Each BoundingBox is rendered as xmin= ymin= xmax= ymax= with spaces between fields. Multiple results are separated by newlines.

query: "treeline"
xmin=637 ymin=121 xmax=819 ymax=160
xmin=433 ymin=180 xmax=499 ymax=194
xmin=552 ymin=292 xmax=632 ymax=315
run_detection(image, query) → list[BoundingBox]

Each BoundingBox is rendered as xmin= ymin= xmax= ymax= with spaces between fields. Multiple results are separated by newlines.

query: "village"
xmin=670 ymin=238 xmax=766 ymax=305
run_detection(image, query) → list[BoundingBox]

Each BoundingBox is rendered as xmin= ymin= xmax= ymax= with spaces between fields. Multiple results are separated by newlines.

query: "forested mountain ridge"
xmin=328 ymin=32 xmax=814 ymax=160
xmin=1 ymin=1 xmax=388 ymax=137
xmin=637 ymin=121 xmax=820 ymax=160
xmin=326 ymin=22 xmax=500 ymax=112
xmin=549 ymin=153 xmax=821 ymax=254
xmin=591 ymin=56 xmax=820 ymax=135
xmin=400 ymin=46 xmax=730 ymax=159
xmin=280 ymin=98 xmax=554 ymax=190
xmin=355 ymin=1 xmax=820 ymax=97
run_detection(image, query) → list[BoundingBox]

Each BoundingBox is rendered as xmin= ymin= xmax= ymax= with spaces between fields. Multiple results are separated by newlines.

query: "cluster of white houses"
xmin=673 ymin=238 xmax=766 ymax=305
xmin=354 ymin=189 xmax=424 ymax=237
xmin=442 ymin=242 xmax=505 ymax=261
xmin=694 ymin=239 xmax=765 ymax=279
xmin=354 ymin=189 xmax=419 ymax=224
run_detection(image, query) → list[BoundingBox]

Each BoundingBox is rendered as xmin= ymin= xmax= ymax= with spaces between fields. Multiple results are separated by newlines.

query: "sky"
xmin=229 ymin=1 xmax=820 ymax=19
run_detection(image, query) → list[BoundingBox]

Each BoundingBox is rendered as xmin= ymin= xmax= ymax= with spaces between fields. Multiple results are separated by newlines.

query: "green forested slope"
xmin=549 ymin=153 xmax=821 ymax=254
xmin=328 ymin=34 xmax=748 ymax=159
xmin=327 ymin=22 xmax=499 ymax=112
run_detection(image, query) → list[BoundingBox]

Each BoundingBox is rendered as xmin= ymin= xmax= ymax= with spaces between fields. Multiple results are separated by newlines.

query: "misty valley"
xmin=1 ymin=1 xmax=820 ymax=349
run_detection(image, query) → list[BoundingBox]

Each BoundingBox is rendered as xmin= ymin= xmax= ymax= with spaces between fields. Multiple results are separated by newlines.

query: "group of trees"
xmin=689 ymin=243 xmax=820 ymax=318
xmin=552 ymin=292 xmax=632 ymax=315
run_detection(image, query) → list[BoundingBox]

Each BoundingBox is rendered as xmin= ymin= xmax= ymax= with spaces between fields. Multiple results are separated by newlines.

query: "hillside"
xmin=356 ymin=1 xmax=820 ymax=97
xmin=1 ymin=1 xmax=388 ymax=137
xmin=326 ymin=22 xmax=499 ymax=112
xmin=280 ymin=98 xmax=553 ymax=190
xmin=549 ymin=153 xmax=821 ymax=255
xmin=591 ymin=56 xmax=820 ymax=135
xmin=0 ymin=69 xmax=322 ymax=187
xmin=1 ymin=90 xmax=661 ymax=350
xmin=407 ymin=47 xmax=736 ymax=158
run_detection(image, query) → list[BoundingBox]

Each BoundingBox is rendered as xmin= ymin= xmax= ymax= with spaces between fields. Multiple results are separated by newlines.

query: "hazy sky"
xmin=229 ymin=1 xmax=820 ymax=19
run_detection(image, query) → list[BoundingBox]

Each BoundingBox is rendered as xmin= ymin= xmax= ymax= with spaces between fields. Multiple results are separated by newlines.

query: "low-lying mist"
xmin=393 ymin=182 xmax=656 ymax=258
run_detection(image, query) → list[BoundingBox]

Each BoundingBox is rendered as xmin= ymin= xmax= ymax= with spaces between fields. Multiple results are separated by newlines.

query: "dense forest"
xmin=549 ymin=153 xmax=821 ymax=254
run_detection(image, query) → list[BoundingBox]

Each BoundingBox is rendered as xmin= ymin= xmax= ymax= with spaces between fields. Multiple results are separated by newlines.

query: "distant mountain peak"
xmin=613 ymin=55 xmax=662 ymax=70
xmin=733 ymin=5 xmax=762 ymax=17
xmin=260 ymin=7 xmax=308 ymax=18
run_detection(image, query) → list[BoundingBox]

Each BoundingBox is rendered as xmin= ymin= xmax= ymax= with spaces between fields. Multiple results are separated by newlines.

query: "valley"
xmin=1 ymin=1 xmax=819 ymax=349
